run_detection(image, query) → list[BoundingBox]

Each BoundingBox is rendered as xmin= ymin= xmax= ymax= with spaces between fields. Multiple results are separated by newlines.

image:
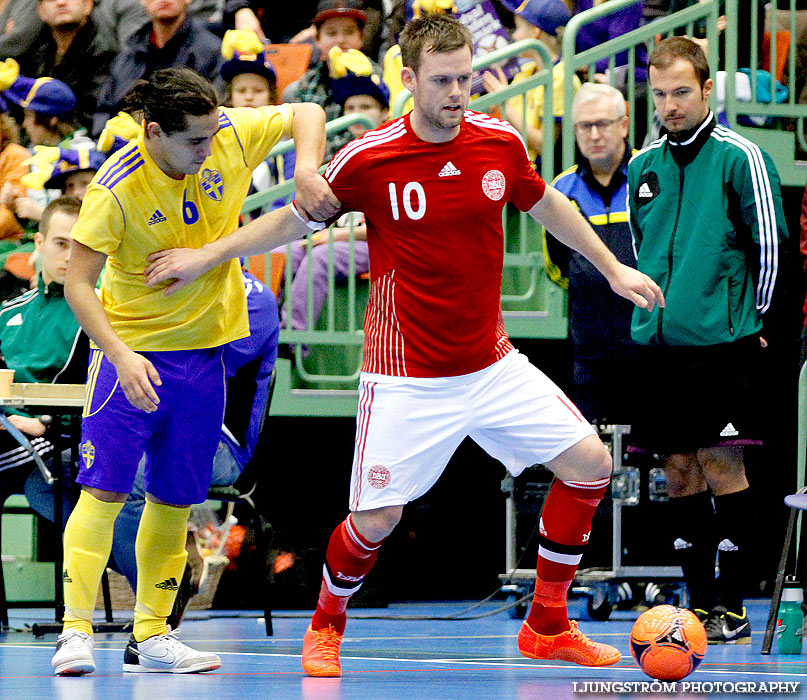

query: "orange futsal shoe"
xmin=302 ymin=624 xmax=343 ymax=677
xmin=518 ymin=620 xmax=621 ymax=667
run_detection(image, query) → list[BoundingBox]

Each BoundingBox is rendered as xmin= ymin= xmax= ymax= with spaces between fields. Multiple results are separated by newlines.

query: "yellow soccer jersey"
xmin=509 ymin=61 xmax=580 ymax=162
xmin=72 ymin=104 xmax=293 ymax=351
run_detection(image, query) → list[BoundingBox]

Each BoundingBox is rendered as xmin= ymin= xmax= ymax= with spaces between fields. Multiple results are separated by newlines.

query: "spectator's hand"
xmin=608 ymin=264 xmax=665 ymax=312
xmin=111 ymin=349 xmax=161 ymax=412
xmin=0 ymin=182 xmax=18 ymax=207
xmin=294 ymin=169 xmax=340 ymax=222
xmin=482 ymin=66 xmax=508 ymax=95
xmin=14 ymin=196 xmax=44 ymax=221
xmin=144 ymin=247 xmax=215 ymax=296
xmin=717 ymin=15 xmax=727 ymax=32
xmin=6 ymin=414 xmax=46 ymax=437
xmin=302 ymin=228 xmax=348 ymax=247
xmin=760 ymin=336 xmax=768 ymax=348
xmin=233 ymin=8 xmax=264 ymax=40
xmin=289 ymin=25 xmax=316 ymax=45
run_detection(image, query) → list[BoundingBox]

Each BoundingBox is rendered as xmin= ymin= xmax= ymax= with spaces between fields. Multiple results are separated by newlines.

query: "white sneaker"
xmin=122 ymin=629 xmax=221 ymax=673
xmin=52 ymin=630 xmax=95 ymax=676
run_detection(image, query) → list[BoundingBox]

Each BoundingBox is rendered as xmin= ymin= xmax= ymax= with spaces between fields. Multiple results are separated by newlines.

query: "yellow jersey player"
xmin=54 ymin=67 xmax=338 ymax=676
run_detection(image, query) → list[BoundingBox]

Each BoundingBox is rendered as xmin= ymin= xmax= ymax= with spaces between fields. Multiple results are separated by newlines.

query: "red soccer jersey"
xmin=324 ymin=110 xmax=546 ymax=378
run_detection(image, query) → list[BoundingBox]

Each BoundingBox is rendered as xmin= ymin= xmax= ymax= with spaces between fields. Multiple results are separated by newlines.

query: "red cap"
xmin=313 ymin=0 xmax=367 ymax=28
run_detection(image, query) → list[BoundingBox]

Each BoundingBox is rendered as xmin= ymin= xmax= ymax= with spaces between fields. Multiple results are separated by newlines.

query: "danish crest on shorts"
xmin=367 ymin=465 xmax=391 ymax=489
xmin=200 ymin=168 xmax=224 ymax=201
xmin=81 ymin=439 xmax=95 ymax=470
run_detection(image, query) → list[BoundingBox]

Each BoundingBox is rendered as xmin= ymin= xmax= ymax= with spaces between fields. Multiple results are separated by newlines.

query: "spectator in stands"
xmin=224 ymin=0 xmax=384 ymax=58
xmin=0 ymin=61 xmax=85 ymax=231
xmin=94 ymin=0 xmax=235 ymax=52
xmin=483 ymin=0 xmax=579 ymax=164
xmin=25 ymin=268 xmax=278 ymax=626
xmin=15 ymin=0 xmax=116 ymax=132
xmin=220 ymin=29 xmax=284 ymax=214
xmin=0 ymin=113 xmax=29 ymax=241
xmin=22 ymin=147 xmax=107 ymax=199
xmin=0 ymin=59 xmax=81 ymax=147
xmin=290 ymin=0 xmax=371 ymax=157
xmin=92 ymin=0 xmax=223 ymax=136
xmin=0 ymin=0 xmax=44 ymax=59
xmin=222 ymin=29 xmax=277 ymax=109
xmin=543 ymin=83 xmax=636 ymax=423
xmin=572 ymin=0 xmax=648 ymax=85
xmin=0 ymin=196 xmax=84 ymax=482
xmin=281 ymin=50 xmax=387 ymax=344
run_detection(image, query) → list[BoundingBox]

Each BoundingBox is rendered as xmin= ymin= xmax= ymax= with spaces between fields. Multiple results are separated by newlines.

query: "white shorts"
xmin=349 ymin=350 xmax=596 ymax=511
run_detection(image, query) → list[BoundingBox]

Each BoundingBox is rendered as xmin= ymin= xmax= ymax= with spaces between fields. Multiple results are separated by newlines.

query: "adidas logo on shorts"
xmin=148 ymin=209 xmax=167 ymax=226
xmin=155 ymin=577 xmax=179 ymax=591
xmin=438 ymin=161 xmax=461 ymax=177
xmin=719 ymin=423 xmax=739 ymax=437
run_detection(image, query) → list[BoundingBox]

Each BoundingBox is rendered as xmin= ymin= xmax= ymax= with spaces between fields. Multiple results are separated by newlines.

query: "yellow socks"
xmin=133 ymin=500 xmax=190 ymax=642
xmin=62 ymin=491 xmax=124 ymax=635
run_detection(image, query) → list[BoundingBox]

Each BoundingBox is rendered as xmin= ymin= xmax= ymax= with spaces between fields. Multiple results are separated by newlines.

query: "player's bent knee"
xmin=351 ymin=505 xmax=403 ymax=542
xmin=547 ymin=435 xmax=612 ymax=482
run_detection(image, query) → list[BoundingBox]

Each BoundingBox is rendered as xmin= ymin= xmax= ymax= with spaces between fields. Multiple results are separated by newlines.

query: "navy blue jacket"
xmin=545 ymin=144 xmax=637 ymax=360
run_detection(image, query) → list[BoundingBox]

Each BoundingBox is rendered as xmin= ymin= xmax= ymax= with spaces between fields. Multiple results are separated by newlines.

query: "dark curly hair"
xmin=124 ymin=67 xmax=219 ymax=135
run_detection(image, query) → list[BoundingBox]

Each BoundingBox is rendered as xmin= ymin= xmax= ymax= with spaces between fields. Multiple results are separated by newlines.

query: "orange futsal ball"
xmin=630 ymin=605 xmax=707 ymax=681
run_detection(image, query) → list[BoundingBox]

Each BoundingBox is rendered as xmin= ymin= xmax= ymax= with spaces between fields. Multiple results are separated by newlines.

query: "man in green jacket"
xmin=0 ymin=195 xmax=84 ymax=471
xmin=628 ymin=37 xmax=787 ymax=644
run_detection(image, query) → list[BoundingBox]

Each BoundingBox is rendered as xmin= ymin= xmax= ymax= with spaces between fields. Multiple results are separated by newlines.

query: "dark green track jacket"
xmin=628 ymin=113 xmax=787 ymax=346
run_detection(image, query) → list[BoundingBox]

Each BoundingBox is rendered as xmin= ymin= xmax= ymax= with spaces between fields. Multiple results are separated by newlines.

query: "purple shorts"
xmin=77 ymin=347 xmax=225 ymax=505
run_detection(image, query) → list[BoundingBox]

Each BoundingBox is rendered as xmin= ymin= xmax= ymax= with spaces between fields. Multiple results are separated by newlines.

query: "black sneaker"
xmin=703 ymin=606 xmax=751 ymax=644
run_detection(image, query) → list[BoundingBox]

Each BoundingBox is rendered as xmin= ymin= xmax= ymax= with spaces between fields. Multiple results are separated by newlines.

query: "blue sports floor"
xmin=1 ymin=599 xmax=806 ymax=700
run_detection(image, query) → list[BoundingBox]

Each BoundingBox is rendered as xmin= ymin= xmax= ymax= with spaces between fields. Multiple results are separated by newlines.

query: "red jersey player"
xmin=144 ymin=14 xmax=664 ymax=678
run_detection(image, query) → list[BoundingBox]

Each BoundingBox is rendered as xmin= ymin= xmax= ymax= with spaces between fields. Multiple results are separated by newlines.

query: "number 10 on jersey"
xmin=388 ymin=182 xmax=426 ymax=221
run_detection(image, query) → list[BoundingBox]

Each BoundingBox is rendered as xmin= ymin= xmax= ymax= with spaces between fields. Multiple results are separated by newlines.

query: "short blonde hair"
xmin=572 ymin=83 xmax=626 ymax=120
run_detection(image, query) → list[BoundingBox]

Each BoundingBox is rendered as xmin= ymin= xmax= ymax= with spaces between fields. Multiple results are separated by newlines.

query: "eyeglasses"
xmin=573 ymin=118 xmax=622 ymax=133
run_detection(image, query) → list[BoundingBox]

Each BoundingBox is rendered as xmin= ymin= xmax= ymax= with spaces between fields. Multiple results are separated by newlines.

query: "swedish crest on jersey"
xmin=200 ymin=168 xmax=224 ymax=201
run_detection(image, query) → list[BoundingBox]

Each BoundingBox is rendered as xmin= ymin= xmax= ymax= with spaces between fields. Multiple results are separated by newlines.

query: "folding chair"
xmin=204 ymin=369 xmax=276 ymax=636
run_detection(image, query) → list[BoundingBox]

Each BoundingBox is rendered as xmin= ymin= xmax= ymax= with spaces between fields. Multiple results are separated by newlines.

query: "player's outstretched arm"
xmin=65 ymin=241 xmax=162 ymax=413
xmin=530 ymin=186 xmax=665 ymax=311
xmin=144 ymin=204 xmax=317 ymax=295
xmin=289 ymin=102 xmax=341 ymax=220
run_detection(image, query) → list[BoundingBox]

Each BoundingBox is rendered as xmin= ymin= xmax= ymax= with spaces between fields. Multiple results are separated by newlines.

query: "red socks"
xmin=311 ymin=515 xmax=384 ymax=635
xmin=526 ymin=476 xmax=609 ymax=635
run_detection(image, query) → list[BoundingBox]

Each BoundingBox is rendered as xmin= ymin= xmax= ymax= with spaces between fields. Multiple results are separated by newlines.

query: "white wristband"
xmin=291 ymin=201 xmax=326 ymax=231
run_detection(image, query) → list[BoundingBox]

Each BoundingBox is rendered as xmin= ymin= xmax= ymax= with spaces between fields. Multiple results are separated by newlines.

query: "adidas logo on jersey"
xmin=438 ymin=161 xmax=461 ymax=177
xmin=720 ymin=423 xmax=739 ymax=437
xmin=148 ymin=209 xmax=167 ymax=226
xmin=638 ymin=183 xmax=653 ymax=198
xmin=6 ymin=312 xmax=22 ymax=327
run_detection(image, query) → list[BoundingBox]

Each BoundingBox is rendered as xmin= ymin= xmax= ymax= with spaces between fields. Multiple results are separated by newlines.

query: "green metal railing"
xmin=722 ymin=0 xmax=807 ymax=185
